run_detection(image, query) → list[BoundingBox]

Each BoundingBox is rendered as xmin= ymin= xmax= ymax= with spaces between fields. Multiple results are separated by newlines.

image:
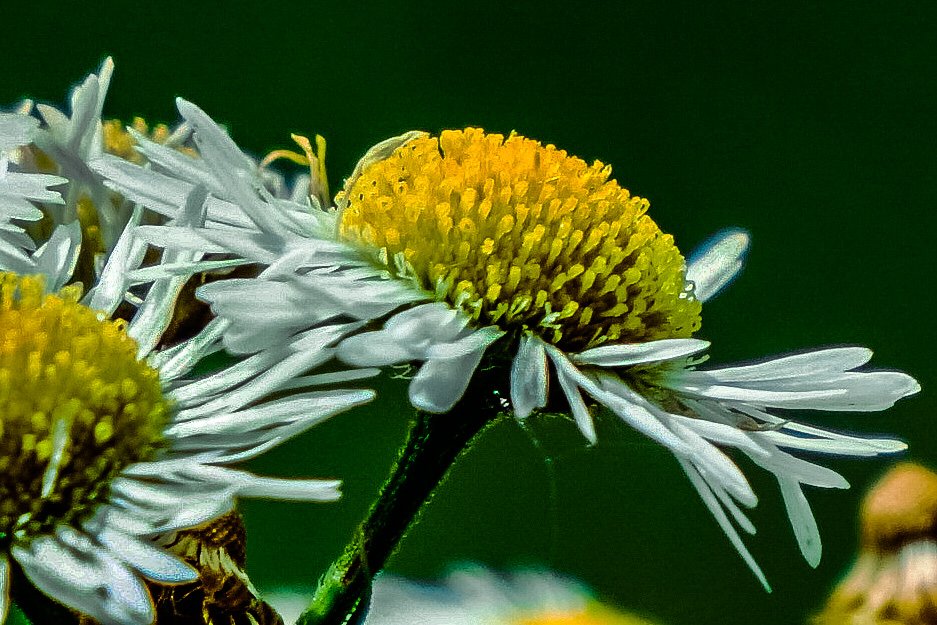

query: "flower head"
xmin=338 ymin=128 xmax=700 ymax=351
xmin=92 ymin=101 xmax=920 ymax=592
xmin=814 ymin=462 xmax=937 ymax=625
xmin=268 ymin=566 xmax=659 ymax=625
xmin=0 ymin=71 xmax=375 ymax=624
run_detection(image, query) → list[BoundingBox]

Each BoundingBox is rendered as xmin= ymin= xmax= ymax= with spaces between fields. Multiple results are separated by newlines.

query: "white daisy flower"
xmin=268 ymin=565 xmax=659 ymax=625
xmin=0 ymin=184 xmax=373 ymax=622
xmin=91 ymin=102 xmax=920 ymax=591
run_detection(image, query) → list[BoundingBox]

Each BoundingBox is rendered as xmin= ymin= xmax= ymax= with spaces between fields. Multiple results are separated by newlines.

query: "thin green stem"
xmin=298 ymin=362 xmax=508 ymax=625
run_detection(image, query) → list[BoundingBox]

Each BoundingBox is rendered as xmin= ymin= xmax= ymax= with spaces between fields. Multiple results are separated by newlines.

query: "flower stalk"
xmin=298 ymin=360 xmax=510 ymax=625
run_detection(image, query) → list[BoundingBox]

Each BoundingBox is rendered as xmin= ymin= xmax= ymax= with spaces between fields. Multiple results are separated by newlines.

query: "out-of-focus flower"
xmin=268 ymin=566 xmax=661 ymax=625
xmin=0 ymin=81 xmax=374 ymax=625
xmin=814 ymin=462 xmax=937 ymax=625
xmin=92 ymin=100 xmax=920 ymax=590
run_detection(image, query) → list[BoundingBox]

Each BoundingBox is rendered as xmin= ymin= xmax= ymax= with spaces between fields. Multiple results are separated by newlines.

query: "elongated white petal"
xmin=778 ymin=477 xmax=822 ymax=567
xmin=337 ymin=330 xmax=423 ymax=366
xmin=667 ymin=416 xmax=757 ymax=508
xmin=0 ymin=553 xmax=8 ymax=625
xmin=425 ymin=325 xmax=504 ymax=360
xmin=95 ymin=527 xmax=198 ymax=583
xmin=685 ymin=228 xmax=750 ymax=303
xmin=510 ymin=334 xmax=548 ymax=420
xmin=678 ymin=459 xmax=770 ymax=591
xmin=572 ymin=338 xmax=710 ymax=367
xmin=688 ymin=347 xmax=873 ymax=383
xmin=230 ymin=473 xmax=342 ymax=501
xmin=84 ymin=203 xmax=148 ymax=314
xmin=167 ymin=389 xmax=373 ymax=440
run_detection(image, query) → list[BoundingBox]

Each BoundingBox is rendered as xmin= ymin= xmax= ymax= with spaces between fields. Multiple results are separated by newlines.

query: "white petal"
xmin=0 ymin=170 xmax=67 ymax=209
xmin=95 ymin=527 xmax=198 ymax=583
xmin=572 ymin=338 xmax=710 ymax=367
xmin=166 ymin=389 xmax=373 ymax=442
xmin=0 ymin=554 xmax=9 ymax=625
xmin=677 ymin=371 xmax=919 ymax=411
xmin=148 ymin=316 xmax=228 ymax=382
xmin=12 ymin=528 xmax=154 ymax=625
xmin=678 ymin=459 xmax=770 ymax=591
xmin=761 ymin=428 xmax=907 ymax=456
xmin=336 ymin=330 xmax=423 ymax=366
xmin=667 ymin=417 xmax=757 ymax=508
xmin=685 ymin=228 xmax=750 ymax=303
xmin=778 ymin=477 xmax=822 ymax=567
xmin=549 ymin=352 xmax=597 ymax=444
xmin=33 ymin=221 xmax=81 ymax=292
xmin=174 ymin=324 xmax=349 ymax=418
xmin=84 ymin=203 xmax=147 ymax=315
xmin=587 ymin=369 xmax=693 ymax=455
xmin=424 ymin=325 xmax=504 ymax=360
xmin=0 ymin=113 xmax=38 ymax=150
xmin=688 ymin=347 xmax=874 ymax=383
xmin=228 ymin=473 xmax=342 ymax=501
xmin=409 ymin=347 xmax=488 ymax=413
xmin=510 ymin=334 xmax=548 ymax=420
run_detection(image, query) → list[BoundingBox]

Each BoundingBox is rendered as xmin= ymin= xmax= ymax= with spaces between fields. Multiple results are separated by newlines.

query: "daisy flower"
xmin=814 ymin=462 xmax=937 ymax=625
xmin=0 ymin=113 xmax=374 ymax=625
xmin=268 ymin=565 xmax=660 ymax=625
xmin=91 ymin=101 xmax=920 ymax=592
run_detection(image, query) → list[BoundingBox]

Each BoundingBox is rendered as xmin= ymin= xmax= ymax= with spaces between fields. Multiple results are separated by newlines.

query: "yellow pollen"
xmin=102 ymin=117 xmax=191 ymax=164
xmin=339 ymin=128 xmax=701 ymax=350
xmin=0 ymin=274 xmax=169 ymax=540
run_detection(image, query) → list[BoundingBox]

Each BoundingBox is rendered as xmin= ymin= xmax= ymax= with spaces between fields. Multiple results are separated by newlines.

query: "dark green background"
xmin=3 ymin=2 xmax=935 ymax=623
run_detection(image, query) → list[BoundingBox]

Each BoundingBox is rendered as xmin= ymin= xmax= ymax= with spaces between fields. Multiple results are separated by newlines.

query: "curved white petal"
xmin=685 ymin=228 xmax=750 ymax=303
xmin=678 ymin=459 xmax=771 ymax=592
xmin=13 ymin=528 xmax=154 ymax=625
xmin=95 ymin=527 xmax=198 ymax=584
xmin=409 ymin=346 xmax=488 ymax=413
xmin=510 ymin=334 xmax=548 ymax=420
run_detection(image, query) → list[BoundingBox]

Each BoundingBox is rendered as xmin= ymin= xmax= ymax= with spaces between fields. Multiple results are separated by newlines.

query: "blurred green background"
xmin=3 ymin=1 xmax=936 ymax=623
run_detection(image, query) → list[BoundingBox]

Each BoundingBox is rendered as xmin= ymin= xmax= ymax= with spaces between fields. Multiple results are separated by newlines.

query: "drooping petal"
xmin=13 ymin=527 xmax=154 ymax=625
xmin=678 ymin=459 xmax=771 ymax=592
xmin=410 ymin=346 xmax=489 ymax=413
xmin=778 ymin=477 xmax=822 ymax=567
xmin=510 ymin=334 xmax=548 ymax=420
xmin=685 ymin=228 xmax=750 ymax=303
xmin=94 ymin=526 xmax=199 ymax=584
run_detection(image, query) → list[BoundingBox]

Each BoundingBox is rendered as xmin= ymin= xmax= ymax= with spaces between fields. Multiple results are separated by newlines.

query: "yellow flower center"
xmin=0 ymin=274 xmax=169 ymax=541
xmin=339 ymin=128 xmax=701 ymax=351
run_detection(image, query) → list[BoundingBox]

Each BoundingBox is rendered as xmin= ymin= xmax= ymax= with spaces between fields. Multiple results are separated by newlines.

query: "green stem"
xmin=298 ymin=365 xmax=508 ymax=625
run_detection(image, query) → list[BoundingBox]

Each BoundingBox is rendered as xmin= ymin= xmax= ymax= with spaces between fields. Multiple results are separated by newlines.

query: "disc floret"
xmin=339 ymin=128 xmax=701 ymax=351
xmin=0 ymin=273 xmax=169 ymax=542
